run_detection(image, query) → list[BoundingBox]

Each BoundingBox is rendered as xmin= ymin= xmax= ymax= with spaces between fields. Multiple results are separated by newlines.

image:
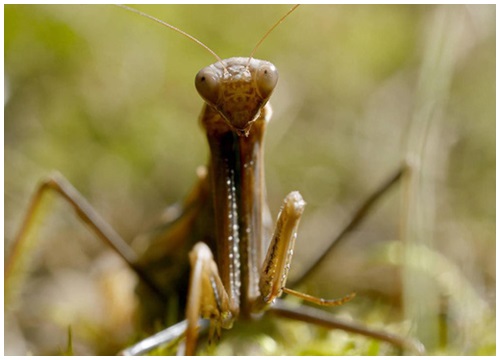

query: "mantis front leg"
xmin=255 ymin=191 xmax=355 ymax=311
xmin=184 ymin=242 xmax=234 ymax=355
xmin=182 ymin=191 xmax=353 ymax=355
xmin=254 ymin=191 xmax=305 ymax=310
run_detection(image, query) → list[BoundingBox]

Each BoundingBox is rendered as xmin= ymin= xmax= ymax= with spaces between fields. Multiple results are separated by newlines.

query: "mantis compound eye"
xmin=195 ymin=67 xmax=220 ymax=105
xmin=255 ymin=64 xmax=278 ymax=100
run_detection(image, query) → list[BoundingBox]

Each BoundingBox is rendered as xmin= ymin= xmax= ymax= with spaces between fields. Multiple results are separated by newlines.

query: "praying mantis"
xmin=5 ymin=4 xmax=433 ymax=355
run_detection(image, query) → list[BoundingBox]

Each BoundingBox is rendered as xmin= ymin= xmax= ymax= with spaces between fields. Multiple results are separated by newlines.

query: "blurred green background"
xmin=5 ymin=4 xmax=495 ymax=355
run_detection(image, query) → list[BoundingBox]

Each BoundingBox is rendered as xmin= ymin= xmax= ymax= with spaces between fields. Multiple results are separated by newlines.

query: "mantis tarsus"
xmin=6 ymin=5 xmax=426 ymax=355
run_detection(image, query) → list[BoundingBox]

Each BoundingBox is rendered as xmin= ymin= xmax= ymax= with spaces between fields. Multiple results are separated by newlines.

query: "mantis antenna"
xmin=247 ymin=4 xmax=300 ymax=64
xmin=117 ymin=4 xmax=300 ymax=71
xmin=116 ymin=4 xmax=226 ymax=69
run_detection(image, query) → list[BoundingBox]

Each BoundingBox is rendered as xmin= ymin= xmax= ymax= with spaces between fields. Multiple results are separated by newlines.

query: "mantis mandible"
xmin=5 ymin=5 xmax=423 ymax=355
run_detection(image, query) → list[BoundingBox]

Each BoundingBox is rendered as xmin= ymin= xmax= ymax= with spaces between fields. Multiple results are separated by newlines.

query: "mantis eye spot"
xmin=195 ymin=68 xmax=219 ymax=105
xmin=256 ymin=64 xmax=278 ymax=99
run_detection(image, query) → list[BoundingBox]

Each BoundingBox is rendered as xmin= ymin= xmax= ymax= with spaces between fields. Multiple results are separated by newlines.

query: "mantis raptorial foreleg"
xmin=255 ymin=191 xmax=354 ymax=310
xmin=178 ymin=190 xmax=359 ymax=355
xmin=184 ymin=242 xmax=232 ymax=356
